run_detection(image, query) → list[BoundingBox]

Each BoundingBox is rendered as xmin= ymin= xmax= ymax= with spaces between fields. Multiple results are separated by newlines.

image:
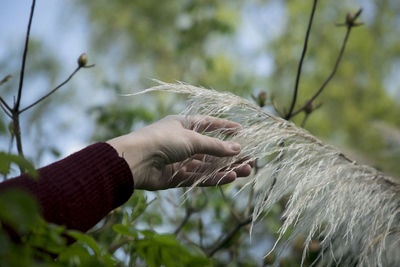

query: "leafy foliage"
xmin=0 ymin=153 xmax=37 ymax=178
xmin=1 ymin=0 xmax=399 ymax=266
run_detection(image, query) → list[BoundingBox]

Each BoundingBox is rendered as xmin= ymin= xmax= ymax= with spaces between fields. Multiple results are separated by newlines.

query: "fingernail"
xmin=229 ymin=142 xmax=241 ymax=152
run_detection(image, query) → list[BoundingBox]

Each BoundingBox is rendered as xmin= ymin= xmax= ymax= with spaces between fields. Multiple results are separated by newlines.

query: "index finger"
xmin=186 ymin=115 xmax=242 ymax=134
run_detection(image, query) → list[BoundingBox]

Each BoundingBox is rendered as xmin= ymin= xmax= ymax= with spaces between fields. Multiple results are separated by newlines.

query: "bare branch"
xmin=0 ymin=96 xmax=12 ymax=112
xmin=13 ymin=115 xmax=24 ymax=157
xmin=0 ymin=98 xmax=12 ymax=117
xmin=174 ymin=207 xmax=193 ymax=235
xmin=285 ymin=0 xmax=318 ymax=120
xmin=15 ymin=0 xmax=36 ymax=111
xmin=291 ymin=9 xmax=362 ymax=118
xmin=207 ymin=217 xmax=252 ymax=257
xmin=108 ymin=238 xmax=134 ymax=254
xmin=19 ymin=66 xmax=81 ymax=114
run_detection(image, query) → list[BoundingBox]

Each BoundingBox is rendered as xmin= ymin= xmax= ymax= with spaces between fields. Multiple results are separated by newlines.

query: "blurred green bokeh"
xmin=1 ymin=0 xmax=399 ymax=266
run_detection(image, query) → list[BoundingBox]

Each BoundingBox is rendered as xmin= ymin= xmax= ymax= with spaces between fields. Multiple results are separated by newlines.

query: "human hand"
xmin=107 ymin=115 xmax=252 ymax=190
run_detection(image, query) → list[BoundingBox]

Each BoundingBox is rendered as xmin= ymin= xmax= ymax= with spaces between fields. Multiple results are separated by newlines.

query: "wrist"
xmin=106 ymin=131 xmax=155 ymax=190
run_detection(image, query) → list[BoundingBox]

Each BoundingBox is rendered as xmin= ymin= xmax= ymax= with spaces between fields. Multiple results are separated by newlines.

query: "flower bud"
xmin=257 ymin=92 xmax=267 ymax=107
xmin=346 ymin=12 xmax=355 ymax=25
xmin=77 ymin=53 xmax=88 ymax=67
xmin=305 ymin=102 xmax=313 ymax=114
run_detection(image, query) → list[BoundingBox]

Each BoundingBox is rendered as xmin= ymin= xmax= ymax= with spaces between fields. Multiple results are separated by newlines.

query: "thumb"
xmin=188 ymin=131 xmax=241 ymax=157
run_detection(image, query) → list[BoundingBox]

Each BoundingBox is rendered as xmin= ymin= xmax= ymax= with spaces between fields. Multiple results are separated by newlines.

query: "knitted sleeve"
xmin=0 ymin=142 xmax=134 ymax=232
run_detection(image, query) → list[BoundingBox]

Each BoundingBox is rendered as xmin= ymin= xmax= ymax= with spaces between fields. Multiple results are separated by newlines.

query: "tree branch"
xmin=108 ymin=238 xmax=134 ymax=254
xmin=0 ymin=99 xmax=12 ymax=118
xmin=0 ymin=97 xmax=12 ymax=112
xmin=207 ymin=216 xmax=252 ymax=257
xmin=285 ymin=0 xmax=318 ymax=120
xmin=291 ymin=9 xmax=362 ymax=118
xmin=19 ymin=66 xmax=82 ymax=113
xmin=15 ymin=0 xmax=36 ymax=111
xmin=174 ymin=207 xmax=193 ymax=235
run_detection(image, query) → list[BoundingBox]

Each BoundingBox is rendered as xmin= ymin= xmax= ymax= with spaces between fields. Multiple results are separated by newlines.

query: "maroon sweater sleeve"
xmin=0 ymin=142 xmax=134 ymax=232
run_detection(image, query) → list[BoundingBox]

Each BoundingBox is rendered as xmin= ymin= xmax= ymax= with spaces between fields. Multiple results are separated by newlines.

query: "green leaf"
xmin=153 ymin=234 xmax=179 ymax=246
xmin=138 ymin=229 xmax=155 ymax=238
xmin=67 ymin=230 xmax=101 ymax=255
xmin=0 ymin=152 xmax=37 ymax=178
xmin=112 ymin=224 xmax=137 ymax=237
xmin=27 ymin=221 xmax=67 ymax=254
xmin=58 ymin=243 xmax=92 ymax=263
xmin=0 ymin=189 xmax=40 ymax=234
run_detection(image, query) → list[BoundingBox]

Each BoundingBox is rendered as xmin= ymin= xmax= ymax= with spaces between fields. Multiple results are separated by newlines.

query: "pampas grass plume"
xmin=129 ymin=81 xmax=400 ymax=266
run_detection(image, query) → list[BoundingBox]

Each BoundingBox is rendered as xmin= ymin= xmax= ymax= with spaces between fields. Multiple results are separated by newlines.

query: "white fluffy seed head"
xmin=132 ymin=81 xmax=400 ymax=266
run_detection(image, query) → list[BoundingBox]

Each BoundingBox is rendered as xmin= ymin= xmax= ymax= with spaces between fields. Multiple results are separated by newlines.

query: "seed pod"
xmin=304 ymin=102 xmax=313 ymax=114
xmin=77 ymin=53 xmax=88 ymax=67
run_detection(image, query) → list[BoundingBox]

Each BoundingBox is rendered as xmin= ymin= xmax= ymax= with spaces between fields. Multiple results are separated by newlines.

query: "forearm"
xmin=0 ymin=143 xmax=134 ymax=232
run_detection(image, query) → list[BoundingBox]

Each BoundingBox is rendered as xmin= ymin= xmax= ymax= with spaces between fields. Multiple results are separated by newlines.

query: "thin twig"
xmin=15 ymin=0 xmax=36 ymax=111
xmin=20 ymin=66 xmax=82 ymax=113
xmin=13 ymin=114 xmax=24 ymax=157
xmin=291 ymin=10 xmax=362 ymax=118
xmin=174 ymin=190 xmax=208 ymax=235
xmin=285 ymin=0 xmax=318 ymax=120
xmin=207 ymin=216 xmax=252 ymax=257
xmin=301 ymin=102 xmax=323 ymax=127
xmin=108 ymin=238 xmax=134 ymax=254
xmin=198 ymin=217 xmax=204 ymax=248
xmin=174 ymin=207 xmax=193 ymax=235
xmin=0 ymin=97 xmax=12 ymax=113
xmin=0 ymin=100 xmax=12 ymax=118
xmin=301 ymin=113 xmax=310 ymax=128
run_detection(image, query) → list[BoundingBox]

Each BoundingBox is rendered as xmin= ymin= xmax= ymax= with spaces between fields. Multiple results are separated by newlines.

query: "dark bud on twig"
xmin=345 ymin=12 xmax=363 ymax=27
xmin=304 ymin=102 xmax=313 ymax=114
xmin=346 ymin=12 xmax=356 ymax=25
xmin=0 ymin=74 xmax=12 ymax=86
xmin=77 ymin=53 xmax=88 ymax=67
xmin=336 ymin=8 xmax=363 ymax=28
xmin=252 ymin=91 xmax=268 ymax=107
xmin=257 ymin=91 xmax=267 ymax=107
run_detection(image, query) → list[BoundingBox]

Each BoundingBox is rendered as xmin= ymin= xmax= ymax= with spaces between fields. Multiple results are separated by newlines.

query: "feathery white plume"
xmin=132 ymin=81 xmax=400 ymax=266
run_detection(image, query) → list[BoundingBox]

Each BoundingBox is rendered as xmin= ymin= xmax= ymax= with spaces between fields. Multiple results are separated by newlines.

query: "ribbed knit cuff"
xmin=0 ymin=142 xmax=134 ymax=232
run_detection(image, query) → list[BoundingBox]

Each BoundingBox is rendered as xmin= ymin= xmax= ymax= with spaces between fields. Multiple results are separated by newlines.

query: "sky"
xmin=0 ymin=0 xmax=398 ymax=166
xmin=0 ymin=0 xmax=284 ymax=167
xmin=0 ymin=1 xmax=101 ymax=165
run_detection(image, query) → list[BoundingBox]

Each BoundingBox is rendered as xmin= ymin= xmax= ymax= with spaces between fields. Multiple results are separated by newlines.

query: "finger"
xmin=187 ymin=115 xmax=242 ymax=134
xmin=182 ymin=159 xmax=212 ymax=172
xmin=188 ymin=130 xmax=241 ymax=157
xmin=191 ymin=154 xmax=255 ymax=169
xmin=181 ymin=159 xmax=252 ymax=177
xmin=198 ymin=171 xmax=237 ymax=186
xmin=172 ymin=170 xmax=237 ymax=187
xmin=192 ymin=154 xmax=207 ymax=161
xmin=233 ymin=156 xmax=255 ymax=168
xmin=231 ymin=164 xmax=252 ymax=177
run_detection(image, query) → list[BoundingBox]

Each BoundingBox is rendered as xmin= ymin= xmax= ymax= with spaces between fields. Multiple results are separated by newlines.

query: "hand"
xmin=107 ymin=115 xmax=252 ymax=190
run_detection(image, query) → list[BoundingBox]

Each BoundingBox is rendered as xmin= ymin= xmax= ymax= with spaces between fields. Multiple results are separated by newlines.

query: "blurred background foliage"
xmin=0 ymin=0 xmax=399 ymax=266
